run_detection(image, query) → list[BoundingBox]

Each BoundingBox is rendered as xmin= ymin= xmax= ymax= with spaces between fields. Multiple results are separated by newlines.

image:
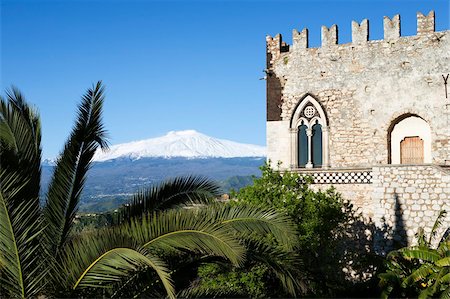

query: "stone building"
xmin=266 ymin=11 xmax=450 ymax=247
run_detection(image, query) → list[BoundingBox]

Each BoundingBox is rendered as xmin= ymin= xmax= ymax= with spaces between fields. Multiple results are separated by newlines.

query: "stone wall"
xmin=266 ymin=11 xmax=450 ymax=168
xmin=372 ymin=165 xmax=450 ymax=251
xmin=310 ymin=183 xmax=373 ymax=217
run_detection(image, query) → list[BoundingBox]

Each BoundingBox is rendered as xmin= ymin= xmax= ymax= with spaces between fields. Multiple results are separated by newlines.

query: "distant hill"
xmin=42 ymin=130 xmax=266 ymax=212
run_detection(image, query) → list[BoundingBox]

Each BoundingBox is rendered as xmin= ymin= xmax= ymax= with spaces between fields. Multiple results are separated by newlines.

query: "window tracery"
xmin=290 ymin=95 xmax=329 ymax=169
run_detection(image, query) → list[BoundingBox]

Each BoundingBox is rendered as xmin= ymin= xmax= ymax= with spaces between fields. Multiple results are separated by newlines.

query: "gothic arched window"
xmin=298 ymin=121 xmax=308 ymax=167
xmin=289 ymin=94 xmax=329 ymax=169
xmin=312 ymin=120 xmax=323 ymax=167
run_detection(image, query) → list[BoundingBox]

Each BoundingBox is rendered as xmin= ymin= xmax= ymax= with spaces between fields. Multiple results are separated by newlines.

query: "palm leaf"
xmin=379 ymin=272 xmax=399 ymax=299
xmin=0 ymin=89 xmax=45 ymax=298
xmin=441 ymin=285 xmax=450 ymax=299
xmin=417 ymin=227 xmax=427 ymax=247
xmin=436 ymin=257 xmax=450 ymax=267
xmin=419 ymin=288 xmax=434 ymax=299
xmin=0 ymin=172 xmax=26 ymax=297
xmin=401 ymin=263 xmax=436 ymax=287
xmin=0 ymin=170 xmax=45 ymax=297
xmin=59 ymin=229 xmax=174 ymax=298
xmin=73 ymin=248 xmax=174 ymax=298
xmin=60 ymin=208 xmax=250 ymax=296
xmin=43 ymin=81 xmax=109 ymax=252
xmin=249 ymin=240 xmax=306 ymax=296
xmin=0 ymin=88 xmax=41 ymax=202
xmin=429 ymin=210 xmax=447 ymax=245
xmin=121 ymin=175 xmax=221 ymax=221
xmin=440 ymin=272 xmax=450 ymax=284
xmin=400 ymin=246 xmax=441 ymax=263
xmin=211 ymin=203 xmax=298 ymax=249
xmin=130 ymin=209 xmax=246 ymax=266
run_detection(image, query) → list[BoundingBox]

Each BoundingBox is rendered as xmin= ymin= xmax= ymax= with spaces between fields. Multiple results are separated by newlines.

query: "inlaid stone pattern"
xmin=308 ymin=170 xmax=372 ymax=184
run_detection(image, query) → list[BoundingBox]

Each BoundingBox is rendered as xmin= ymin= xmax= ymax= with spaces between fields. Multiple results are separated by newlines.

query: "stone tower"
xmin=266 ymin=11 xmax=450 ymax=249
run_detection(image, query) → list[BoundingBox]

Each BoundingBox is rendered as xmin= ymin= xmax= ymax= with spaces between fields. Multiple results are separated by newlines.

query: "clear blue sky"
xmin=1 ymin=0 xmax=449 ymax=158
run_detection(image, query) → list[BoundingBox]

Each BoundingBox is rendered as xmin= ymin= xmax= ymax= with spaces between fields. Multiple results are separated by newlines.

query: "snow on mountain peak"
xmin=93 ymin=130 xmax=266 ymax=162
xmin=166 ymin=129 xmax=199 ymax=136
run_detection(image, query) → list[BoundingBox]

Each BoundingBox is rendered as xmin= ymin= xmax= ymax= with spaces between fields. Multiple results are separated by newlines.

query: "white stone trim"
xmin=289 ymin=94 xmax=330 ymax=168
xmin=390 ymin=116 xmax=432 ymax=164
xmin=291 ymin=95 xmax=328 ymax=127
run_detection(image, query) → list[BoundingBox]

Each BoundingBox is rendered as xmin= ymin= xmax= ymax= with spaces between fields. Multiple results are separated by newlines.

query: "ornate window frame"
xmin=289 ymin=94 xmax=330 ymax=169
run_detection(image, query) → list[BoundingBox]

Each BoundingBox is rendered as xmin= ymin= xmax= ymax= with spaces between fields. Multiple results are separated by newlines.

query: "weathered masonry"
xmin=266 ymin=11 xmax=450 ymax=248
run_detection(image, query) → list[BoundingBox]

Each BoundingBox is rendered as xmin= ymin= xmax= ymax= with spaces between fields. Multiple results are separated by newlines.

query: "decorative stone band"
xmin=291 ymin=168 xmax=373 ymax=184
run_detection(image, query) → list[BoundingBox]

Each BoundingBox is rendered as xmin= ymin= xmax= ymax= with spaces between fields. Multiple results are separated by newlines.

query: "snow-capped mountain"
xmin=42 ymin=158 xmax=57 ymax=166
xmin=93 ymin=130 xmax=266 ymax=162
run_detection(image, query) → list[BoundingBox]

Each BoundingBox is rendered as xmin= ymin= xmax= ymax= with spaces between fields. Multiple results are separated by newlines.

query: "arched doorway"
xmin=388 ymin=115 xmax=431 ymax=164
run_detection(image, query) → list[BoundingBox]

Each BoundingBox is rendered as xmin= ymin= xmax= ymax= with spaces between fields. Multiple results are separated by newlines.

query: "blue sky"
xmin=1 ymin=0 xmax=449 ymax=158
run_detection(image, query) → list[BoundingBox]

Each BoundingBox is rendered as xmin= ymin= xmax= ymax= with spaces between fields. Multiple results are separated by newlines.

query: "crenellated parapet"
xmin=292 ymin=28 xmax=308 ymax=49
xmin=383 ymin=14 xmax=400 ymax=40
xmin=352 ymin=19 xmax=369 ymax=44
xmin=266 ymin=34 xmax=289 ymax=65
xmin=321 ymin=25 xmax=338 ymax=47
xmin=266 ymin=11 xmax=439 ymax=60
xmin=417 ymin=11 xmax=435 ymax=35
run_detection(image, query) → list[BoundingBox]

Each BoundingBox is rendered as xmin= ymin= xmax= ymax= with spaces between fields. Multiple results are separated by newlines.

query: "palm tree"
xmin=379 ymin=210 xmax=450 ymax=298
xmin=0 ymin=82 xmax=301 ymax=298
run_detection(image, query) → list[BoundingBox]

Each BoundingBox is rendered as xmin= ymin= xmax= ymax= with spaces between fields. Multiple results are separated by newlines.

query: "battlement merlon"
xmin=417 ymin=11 xmax=435 ymax=35
xmin=292 ymin=28 xmax=308 ymax=49
xmin=322 ymin=25 xmax=338 ymax=47
xmin=352 ymin=19 xmax=369 ymax=43
xmin=384 ymin=14 xmax=400 ymax=40
xmin=266 ymin=11 xmax=437 ymax=59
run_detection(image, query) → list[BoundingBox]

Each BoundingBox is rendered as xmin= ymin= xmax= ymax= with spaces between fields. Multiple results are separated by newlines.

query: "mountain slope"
xmin=93 ymin=130 xmax=266 ymax=161
xmin=41 ymin=130 xmax=266 ymax=212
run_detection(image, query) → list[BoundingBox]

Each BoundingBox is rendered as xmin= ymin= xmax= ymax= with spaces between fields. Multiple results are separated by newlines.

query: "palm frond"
xmin=401 ymin=263 xmax=436 ymax=287
xmin=0 ymin=172 xmax=26 ymax=297
xmin=441 ymin=285 xmax=450 ymax=299
xmin=0 ymin=170 xmax=45 ymax=297
xmin=120 ymin=175 xmax=221 ymax=222
xmin=249 ymin=240 xmax=306 ymax=296
xmin=436 ymin=257 xmax=450 ymax=267
xmin=179 ymin=284 xmax=242 ymax=299
xmin=43 ymin=81 xmax=109 ymax=252
xmin=429 ymin=210 xmax=447 ymax=245
xmin=418 ymin=288 xmax=434 ymax=299
xmin=0 ymin=89 xmax=41 ymax=227
xmin=0 ymin=89 xmax=45 ymax=298
xmin=416 ymin=227 xmax=427 ymax=247
xmin=59 ymin=229 xmax=174 ymax=298
xmin=440 ymin=272 xmax=450 ymax=284
xmin=130 ymin=209 xmax=246 ymax=266
xmin=379 ymin=271 xmax=400 ymax=299
xmin=73 ymin=248 xmax=174 ymax=299
xmin=211 ymin=203 xmax=298 ymax=249
xmin=400 ymin=246 xmax=441 ymax=263
xmin=60 ymin=207 xmax=251 ymax=297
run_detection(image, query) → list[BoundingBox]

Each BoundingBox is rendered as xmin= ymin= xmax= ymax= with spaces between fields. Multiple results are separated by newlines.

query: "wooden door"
xmin=400 ymin=136 xmax=424 ymax=164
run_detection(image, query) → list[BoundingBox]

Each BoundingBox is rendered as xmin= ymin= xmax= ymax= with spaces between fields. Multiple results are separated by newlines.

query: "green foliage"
xmin=119 ymin=175 xmax=221 ymax=223
xmin=194 ymin=263 xmax=270 ymax=298
xmin=0 ymin=85 xmax=301 ymax=298
xmin=379 ymin=210 xmax=450 ymax=298
xmin=228 ymin=162 xmax=379 ymax=297
xmin=0 ymin=88 xmax=44 ymax=297
xmin=221 ymin=175 xmax=256 ymax=193
xmin=232 ymin=163 xmax=346 ymax=251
